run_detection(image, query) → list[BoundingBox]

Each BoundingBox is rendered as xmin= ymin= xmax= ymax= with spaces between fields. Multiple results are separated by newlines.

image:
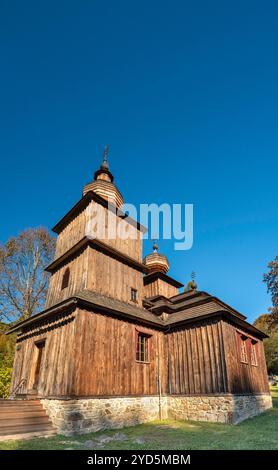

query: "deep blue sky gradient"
xmin=0 ymin=1 xmax=277 ymax=322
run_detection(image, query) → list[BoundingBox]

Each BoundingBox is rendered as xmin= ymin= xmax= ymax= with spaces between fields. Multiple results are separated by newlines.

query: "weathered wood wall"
xmin=74 ymin=308 xmax=165 ymax=396
xmin=55 ymin=200 xmax=142 ymax=262
xmin=11 ymin=308 xmax=165 ymax=398
xmin=86 ymin=248 xmax=144 ymax=306
xmin=10 ymin=311 xmax=77 ymax=397
xmin=222 ymin=321 xmax=269 ymax=394
xmin=11 ymin=310 xmax=269 ymax=399
xmin=165 ymin=319 xmax=228 ymax=394
xmin=45 ymin=247 xmax=89 ymax=308
xmin=46 ymin=246 xmax=144 ymax=308
xmin=144 ymin=279 xmax=179 ymax=299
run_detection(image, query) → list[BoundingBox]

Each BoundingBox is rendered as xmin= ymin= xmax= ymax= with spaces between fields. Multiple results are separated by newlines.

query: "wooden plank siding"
xmin=86 ymin=247 xmax=144 ymax=307
xmin=46 ymin=246 xmax=144 ymax=309
xmin=45 ymin=247 xmax=90 ymax=308
xmin=222 ymin=320 xmax=269 ymax=394
xmin=10 ymin=309 xmax=269 ymax=399
xmin=73 ymin=309 xmax=165 ymax=396
xmin=144 ymin=279 xmax=179 ymax=299
xmin=54 ymin=200 xmax=142 ymax=263
xmin=165 ymin=319 xmax=228 ymax=395
xmin=10 ymin=311 xmax=77 ymax=397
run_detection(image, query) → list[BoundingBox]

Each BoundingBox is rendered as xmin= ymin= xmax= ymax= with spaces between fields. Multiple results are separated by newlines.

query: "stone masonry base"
xmin=41 ymin=394 xmax=272 ymax=435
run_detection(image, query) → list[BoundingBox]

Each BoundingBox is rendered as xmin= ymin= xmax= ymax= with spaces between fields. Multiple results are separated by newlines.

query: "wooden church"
xmin=7 ymin=149 xmax=271 ymax=436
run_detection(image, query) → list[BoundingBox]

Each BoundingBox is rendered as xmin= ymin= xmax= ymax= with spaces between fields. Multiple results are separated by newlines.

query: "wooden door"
xmin=33 ymin=341 xmax=45 ymax=390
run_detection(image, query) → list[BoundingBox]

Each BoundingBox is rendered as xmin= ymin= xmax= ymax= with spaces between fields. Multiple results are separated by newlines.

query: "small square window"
xmin=136 ymin=332 xmax=151 ymax=362
xmin=131 ymin=288 xmax=138 ymax=302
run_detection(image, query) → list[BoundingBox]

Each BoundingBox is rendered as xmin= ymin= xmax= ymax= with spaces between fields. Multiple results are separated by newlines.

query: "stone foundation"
xmin=169 ymin=394 xmax=272 ymax=424
xmin=41 ymin=393 xmax=272 ymax=435
xmin=41 ymin=396 xmax=168 ymax=436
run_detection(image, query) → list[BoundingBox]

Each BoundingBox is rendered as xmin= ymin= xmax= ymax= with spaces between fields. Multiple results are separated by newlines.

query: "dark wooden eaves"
xmin=52 ymin=191 xmax=147 ymax=234
xmin=143 ymin=271 xmax=184 ymax=288
xmin=45 ymin=236 xmax=148 ymax=274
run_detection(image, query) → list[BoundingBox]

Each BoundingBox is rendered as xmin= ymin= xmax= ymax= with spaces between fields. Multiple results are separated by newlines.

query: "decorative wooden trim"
xmin=6 ymin=299 xmax=77 ymax=335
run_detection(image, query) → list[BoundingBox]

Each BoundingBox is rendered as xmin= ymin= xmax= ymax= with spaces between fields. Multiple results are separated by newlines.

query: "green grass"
xmin=1 ymin=387 xmax=278 ymax=450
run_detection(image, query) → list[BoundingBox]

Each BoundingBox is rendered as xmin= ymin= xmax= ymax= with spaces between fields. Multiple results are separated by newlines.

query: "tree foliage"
xmin=0 ymin=227 xmax=55 ymax=323
xmin=254 ymin=313 xmax=278 ymax=374
xmin=0 ymin=322 xmax=16 ymax=398
xmin=254 ymin=257 xmax=278 ymax=374
xmin=263 ymin=255 xmax=278 ymax=318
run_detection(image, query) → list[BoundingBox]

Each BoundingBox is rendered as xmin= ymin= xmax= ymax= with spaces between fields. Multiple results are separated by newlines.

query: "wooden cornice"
xmin=45 ymin=236 xmax=148 ymax=273
xmin=52 ymin=191 xmax=147 ymax=234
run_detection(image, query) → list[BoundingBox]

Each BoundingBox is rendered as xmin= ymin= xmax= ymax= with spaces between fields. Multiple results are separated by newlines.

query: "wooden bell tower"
xmin=45 ymin=147 xmax=146 ymax=309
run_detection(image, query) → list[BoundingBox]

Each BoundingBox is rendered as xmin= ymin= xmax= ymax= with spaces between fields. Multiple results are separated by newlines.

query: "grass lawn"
xmin=1 ymin=387 xmax=277 ymax=451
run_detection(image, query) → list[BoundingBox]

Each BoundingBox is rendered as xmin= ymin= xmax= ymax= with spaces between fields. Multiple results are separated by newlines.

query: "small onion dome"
xmin=143 ymin=242 xmax=170 ymax=274
xmin=185 ymin=272 xmax=197 ymax=292
xmin=185 ymin=279 xmax=197 ymax=291
xmin=83 ymin=145 xmax=124 ymax=208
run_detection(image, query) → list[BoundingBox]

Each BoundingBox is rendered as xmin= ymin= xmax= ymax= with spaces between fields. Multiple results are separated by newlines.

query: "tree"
xmin=254 ymin=314 xmax=278 ymax=374
xmin=263 ymin=255 xmax=278 ymax=319
xmin=0 ymin=322 xmax=16 ymax=398
xmin=0 ymin=227 xmax=55 ymax=324
xmin=253 ymin=256 xmax=278 ymax=374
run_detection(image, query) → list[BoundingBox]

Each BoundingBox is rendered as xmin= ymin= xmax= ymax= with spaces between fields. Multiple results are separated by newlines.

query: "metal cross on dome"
xmin=101 ymin=144 xmax=109 ymax=170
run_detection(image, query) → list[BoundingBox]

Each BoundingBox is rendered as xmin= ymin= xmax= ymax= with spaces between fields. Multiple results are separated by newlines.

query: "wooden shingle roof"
xmin=7 ymin=289 xmax=267 ymax=339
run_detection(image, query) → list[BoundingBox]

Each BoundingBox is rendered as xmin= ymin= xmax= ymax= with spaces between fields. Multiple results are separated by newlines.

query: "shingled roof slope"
xmin=8 ymin=288 xmax=267 ymax=339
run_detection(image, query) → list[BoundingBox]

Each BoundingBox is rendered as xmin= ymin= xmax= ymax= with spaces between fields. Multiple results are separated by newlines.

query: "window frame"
xmin=130 ymin=287 xmax=138 ymax=303
xmin=135 ymin=329 xmax=152 ymax=364
xmin=238 ymin=333 xmax=248 ymax=364
xmin=61 ymin=267 xmax=70 ymax=290
xmin=250 ymin=340 xmax=258 ymax=367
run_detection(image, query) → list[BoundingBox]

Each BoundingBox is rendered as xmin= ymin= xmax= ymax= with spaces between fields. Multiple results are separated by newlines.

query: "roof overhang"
xmin=143 ymin=271 xmax=184 ymax=288
xmin=45 ymin=236 xmax=148 ymax=274
xmin=52 ymin=191 xmax=147 ymax=234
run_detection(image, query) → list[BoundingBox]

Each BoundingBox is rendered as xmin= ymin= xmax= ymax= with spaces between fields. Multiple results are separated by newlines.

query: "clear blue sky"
xmin=0 ymin=1 xmax=277 ymax=323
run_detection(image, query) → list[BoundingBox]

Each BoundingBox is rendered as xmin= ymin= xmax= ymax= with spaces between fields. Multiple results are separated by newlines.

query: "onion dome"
xmin=143 ymin=241 xmax=170 ymax=274
xmin=83 ymin=145 xmax=124 ymax=208
xmin=185 ymin=271 xmax=198 ymax=292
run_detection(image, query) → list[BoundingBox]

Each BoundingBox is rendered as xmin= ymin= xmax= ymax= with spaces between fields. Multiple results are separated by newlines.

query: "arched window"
xmin=61 ymin=267 xmax=70 ymax=290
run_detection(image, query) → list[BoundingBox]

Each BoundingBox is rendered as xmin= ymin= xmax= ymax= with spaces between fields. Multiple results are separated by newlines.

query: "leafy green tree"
xmin=254 ymin=257 xmax=278 ymax=374
xmin=263 ymin=255 xmax=278 ymax=319
xmin=0 ymin=227 xmax=55 ymax=323
xmin=254 ymin=314 xmax=278 ymax=374
xmin=0 ymin=322 xmax=16 ymax=398
xmin=0 ymin=227 xmax=55 ymax=397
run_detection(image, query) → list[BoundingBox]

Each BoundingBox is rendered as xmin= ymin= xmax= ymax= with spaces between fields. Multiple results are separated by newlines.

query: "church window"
xmin=61 ymin=268 xmax=70 ymax=290
xmin=251 ymin=341 xmax=258 ymax=366
xmin=240 ymin=335 xmax=248 ymax=364
xmin=136 ymin=332 xmax=151 ymax=362
xmin=131 ymin=288 xmax=138 ymax=302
